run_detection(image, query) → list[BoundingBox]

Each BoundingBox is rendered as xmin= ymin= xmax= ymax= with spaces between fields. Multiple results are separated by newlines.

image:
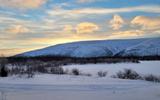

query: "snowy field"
xmin=63 ymin=61 xmax=160 ymax=76
xmin=0 ymin=61 xmax=160 ymax=100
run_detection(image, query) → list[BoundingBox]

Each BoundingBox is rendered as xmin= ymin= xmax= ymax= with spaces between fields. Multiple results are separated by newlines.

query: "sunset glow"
xmin=0 ymin=0 xmax=160 ymax=56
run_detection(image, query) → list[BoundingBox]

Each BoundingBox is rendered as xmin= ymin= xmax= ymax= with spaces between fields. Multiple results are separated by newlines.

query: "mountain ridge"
xmin=17 ymin=37 xmax=160 ymax=57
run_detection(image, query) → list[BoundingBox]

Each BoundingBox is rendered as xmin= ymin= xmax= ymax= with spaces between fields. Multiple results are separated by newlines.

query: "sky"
xmin=0 ymin=0 xmax=160 ymax=56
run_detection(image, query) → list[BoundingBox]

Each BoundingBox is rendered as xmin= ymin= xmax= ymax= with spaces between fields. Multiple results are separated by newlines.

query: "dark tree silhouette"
xmin=0 ymin=67 xmax=8 ymax=77
xmin=0 ymin=55 xmax=8 ymax=77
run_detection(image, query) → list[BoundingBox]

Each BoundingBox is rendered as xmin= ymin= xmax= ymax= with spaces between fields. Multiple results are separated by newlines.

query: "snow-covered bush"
xmin=112 ymin=69 xmax=160 ymax=83
xmin=97 ymin=71 xmax=107 ymax=77
xmin=113 ymin=69 xmax=141 ymax=80
xmin=143 ymin=74 xmax=160 ymax=83
xmin=82 ymin=73 xmax=92 ymax=77
xmin=26 ymin=66 xmax=35 ymax=78
xmin=72 ymin=68 xmax=80 ymax=75
xmin=50 ymin=67 xmax=64 ymax=74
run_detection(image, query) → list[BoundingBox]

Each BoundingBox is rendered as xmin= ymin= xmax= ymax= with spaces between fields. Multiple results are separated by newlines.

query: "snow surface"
xmin=0 ymin=61 xmax=160 ymax=100
xmin=63 ymin=61 xmax=160 ymax=76
xmin=18 ymin=37 xmax=160 ymax=57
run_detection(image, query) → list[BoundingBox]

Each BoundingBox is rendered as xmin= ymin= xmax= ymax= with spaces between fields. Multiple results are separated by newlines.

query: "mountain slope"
xmin=121 ymin=38 xmax=160 ymax=56
xmin=17 ymin=37 xmax=160 ymax=57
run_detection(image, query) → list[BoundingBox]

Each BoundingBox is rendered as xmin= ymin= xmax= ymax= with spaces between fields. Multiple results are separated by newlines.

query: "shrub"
xmin=36 ymin=65 xmax=48 ymax=73
xmin=112 ymin=69 xmax=160 ymax=83
xmin=72 ymin=68 xmax=80 ymax=75
xmin=113 ymin=69 xmax=141 ymax=80
xmin=26 ymin=66 xmax=35 ymax=78
xmin=143 ymin=74 xmax=160 ymax=83
xmin=0 ymin=56 xmax=8 ymax=77
xmin=97 ymin=71 xmax=107 ymax=77
xmin=83 ymin=73 xmax=92 ymax=77
xmin=50 ymin=67 xmax=64 ymax=74
xmin=0 ymin=67 xmax=8 ymax=77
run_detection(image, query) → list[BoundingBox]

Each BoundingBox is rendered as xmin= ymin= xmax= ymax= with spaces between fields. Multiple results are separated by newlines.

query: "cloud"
xmin=77 ymin=0 xmax=96 ymax=3
xmin=47 ymin=6 xmax=160 ymax=17
xmin=47 ymin=5 xmax=160 ymax=21
xmin=110 ymin=14 xmax=124 ymax=30
xmin=131 ymin=16 xmax=160 ymax=30
xmin=5 ymin=25 xmax=30 ymax=34
xmin=107 ymin=30 xmax=144 ymax=39
xmin=0 ymin=0 xmax=47 ymax=9
xmin=71 ymin=6 xmax=160 ymax=14
xmin=62 ymin=23 xmax=99 ymax=34
xmin=77 ymin=0 xmax=106 ymax=3
xmin=63 ymin=25 xmax=74 ymax=33
xmin=76 ymin=22 xmax=99 ymax=34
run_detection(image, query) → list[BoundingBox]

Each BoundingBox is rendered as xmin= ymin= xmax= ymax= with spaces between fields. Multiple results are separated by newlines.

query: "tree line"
xmin=0 ymin=55 xmax=159 ymax=77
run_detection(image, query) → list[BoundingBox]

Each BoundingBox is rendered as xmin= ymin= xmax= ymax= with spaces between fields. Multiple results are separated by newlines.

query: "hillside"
xmin=17 ymin=37 xmax=160 ymax=57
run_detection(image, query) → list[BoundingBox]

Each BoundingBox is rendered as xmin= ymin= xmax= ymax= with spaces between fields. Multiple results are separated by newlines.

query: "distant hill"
xmin=17 ymin=37 xmax=160 ymax=58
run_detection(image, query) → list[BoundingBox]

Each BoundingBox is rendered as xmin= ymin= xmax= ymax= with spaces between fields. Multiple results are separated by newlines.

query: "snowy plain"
xmin=0 ymin=61 xmax=160 ymax=100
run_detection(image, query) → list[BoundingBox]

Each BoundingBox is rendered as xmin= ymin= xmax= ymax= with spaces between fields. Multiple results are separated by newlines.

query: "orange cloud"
xmin=0 ymin=0 xmax=47 ymax=9
xmin=76 ymin=22 xmax=99 ymax=34
xmin=6 ymin=25 xmax=29 ymax=34
xmin=108 ymin=30 xmax=144 ymax=39
xmin=131 ymin=16 xmax=160 ymax=30
xmin=63 ymin=25 xmax=74 ymax=33
xmin=110 ymin=14 xmax=124 ymax=30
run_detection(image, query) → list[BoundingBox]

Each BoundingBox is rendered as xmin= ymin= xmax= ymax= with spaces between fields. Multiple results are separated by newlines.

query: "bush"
xmin=72 ymin=68 xmax=80 ymax=75
xmin=97 ymin=71 xmax=107 ymax=77
xmin=83 ymin=73 xmax=92 ymax=77
xmin=112 ymin=69 xmax=160 ymax=83
xmin=26 ymin=66 xmax=35 ymax=78
xmin=36 ymin=65 xmax=48 ymax=73
xmin=0 ymin=67 xmax=8 ymax=77
xmin=113 ymin=69 xmax=141 ymax=80
xmin=0 ymin=56 xmax=8 ymax=77
xmin=50 ymin=67 xmax=64 ymax=74
xmin=143 ymin=74 xmax=160 ymax=83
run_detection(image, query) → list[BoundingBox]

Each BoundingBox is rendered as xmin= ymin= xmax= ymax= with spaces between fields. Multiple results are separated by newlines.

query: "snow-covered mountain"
xmin=121 ymin=38 xmax=160 ymax=56
xmin=17 ymin=37 xmax=160 ymax=57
